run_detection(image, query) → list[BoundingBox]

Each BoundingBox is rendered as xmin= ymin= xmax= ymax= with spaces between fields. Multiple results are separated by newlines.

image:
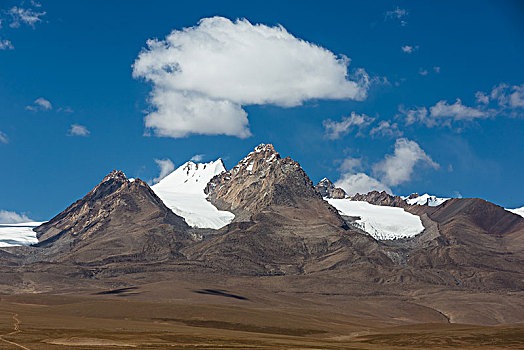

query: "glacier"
xmin=327 ymin=199 xmax=424 ymax=240
xmin=152 ymin=159 xmax=235 ymax=229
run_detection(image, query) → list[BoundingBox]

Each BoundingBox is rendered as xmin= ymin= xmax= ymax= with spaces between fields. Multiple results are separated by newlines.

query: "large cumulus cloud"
xmin=133 ymin=17 xmax=369 ymax=138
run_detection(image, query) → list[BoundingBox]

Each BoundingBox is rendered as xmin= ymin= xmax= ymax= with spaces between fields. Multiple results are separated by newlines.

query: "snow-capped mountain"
xmin=0 ymin=222 xmax=42 ymax=247
xmin=508 ymin=206 xmax=524 ymax=218
xmin=152 ymin=160 xmax=235 ymax=229
xmin=402 ymin=193 xmax=449 ymax=207
xmin=327 ymin=199 xmax=424 ymax=240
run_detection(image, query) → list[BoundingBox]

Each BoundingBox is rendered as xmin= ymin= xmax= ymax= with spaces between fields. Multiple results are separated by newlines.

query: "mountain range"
xmin=0 ymin=143 xmax=523 ymax=342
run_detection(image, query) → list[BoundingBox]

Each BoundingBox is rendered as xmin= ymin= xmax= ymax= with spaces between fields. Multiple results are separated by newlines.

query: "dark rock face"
xmin=315 ymin=178 xmax=346 ymax=199
xmin=315 ymin=178 xmax=333 ymax=197
xmin=350 ymin=190 xmax=408 ymax=208
xmin=35 ymin=170 xmax=192 ymax=264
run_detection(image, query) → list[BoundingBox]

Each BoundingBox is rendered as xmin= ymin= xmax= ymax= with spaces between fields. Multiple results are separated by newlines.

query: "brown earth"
xmin=0 ymin=278 xmax=522 ymax=349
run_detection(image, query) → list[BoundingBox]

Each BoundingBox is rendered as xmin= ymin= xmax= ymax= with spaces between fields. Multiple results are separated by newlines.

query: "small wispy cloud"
xmin=26 ymin=97 xmax=52 ymax=111
xmin=0 ymin=210 xmax=31 ymax=224
xmin=385 ymin=7 xmax=408 ymax=26
xmin=433 ymin=66 xmax=441 ymax=73
xmin=0 ymin=39 xmax=13 ymax=50
xmin=370 ymin=120 xmax=403 ymax=138
xmin=190 ymin=154 xmax=205 ymax=162
xmin=0 ymin=131 xmax=8 ymax=144
xmin=57 ymin=106 xmax=74 ymax=113
xmin=401 ymin=45 xmax=418 ymax=54
xmin=419 ymin=68 xmax=428 ymax=76
xmin=152 ymin=158 xmax=174 ymax=184
xmin=34 ymin=97 xmax=52 ymax=110
xmin=397 ymin=83 xmax=524 ymax=127
xmin=7 ymin=6 xmax=46 ymax=28
xmin=323 ymin=112 xmax=375 ymax=139
xmin=68 ymin=124 xmax=90 ymax=137
xmin=0 ymin=2 xmax=46 ymax=49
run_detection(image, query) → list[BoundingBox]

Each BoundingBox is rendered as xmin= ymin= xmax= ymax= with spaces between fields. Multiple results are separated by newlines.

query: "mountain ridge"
xmin=0 ymin=143 xmax=521 ymax=296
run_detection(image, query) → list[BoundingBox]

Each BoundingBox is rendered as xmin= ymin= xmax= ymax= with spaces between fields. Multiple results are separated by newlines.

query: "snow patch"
xmin=0 ymin=222 xmax=42 ymax=247
xmin=152 ymin=159 xmax=234 ymax=229
xmin=508 ymin=206 xmax=524 ymax=218
xmin=327 ymin=199 xmax=424 ymax=240
xmin=403 ymin=193 xmax=449 ymax=207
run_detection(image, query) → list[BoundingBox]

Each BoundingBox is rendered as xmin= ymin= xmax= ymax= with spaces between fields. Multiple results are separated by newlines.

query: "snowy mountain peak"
xmin=155 ymin=159 xmax=227 ymax=194
xmin=254 ymin=143 xmax=278 ymax=154
xmin=151 ymin=159 xmax=234 ymax=229
xmin=403 ymin=193 xmax=449 ymax=207
xmin=318 ymin=178 xmax=333 ymax=186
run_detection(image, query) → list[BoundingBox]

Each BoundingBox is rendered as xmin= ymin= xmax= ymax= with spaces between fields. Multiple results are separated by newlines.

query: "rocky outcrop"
xmin=35 ymin=170 xmax=192 ymax=264
xmin=315 ymin=178 xmax=346 ymax=199
xmin=350 ymin=190 xmax=408 ymax=208
xmin=205 ymin=144 xmax=345 ymax=226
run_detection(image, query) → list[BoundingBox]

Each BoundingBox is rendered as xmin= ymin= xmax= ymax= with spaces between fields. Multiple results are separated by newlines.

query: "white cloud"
xmin=0 ymin=210 xmax=31 ymax=224
xmin=475 ymin=91 xmax=490 ymax=104
xmin=7 ymin=6 xmax=46 ymax=28
xmin=373 ymin=138 xmax=439 ymax=186
xmin=399 ymin=105 xmax=429 ymax=126
xmin=68 ymin=124 xmax=90 ymax=136
xmin=433 ymin=66 xmax=441 ymax=73
xmin=143 ymin=90 xmax=251 ymax=138
xmin=419 ymin=68 xmax=428 ymax=76
xmin=339 ymin=157 xmax=362 ymax=173
xmin=152 ymin=158 xmax=174 ymax=184
xmin=133 ymin=17 xmax=370 ymax=138
xmin=401 ymin=45 xmax=418 ymax=53
xmin=429 ymin=99 xmax=487 ymax=120
xmin=486 ymin=83 xmax=524 ymax=109
xmin=334 ymin=138 xmax=437 ymax=196
xmin=335 ymin=172 xmax=392 ymax=197
xmin=386 ymin=7 xmax=408 ymax=26
xmin=0 ymin=131 xmax=8 ymax=144
xmin=34 ymin=97 xmax=52 ymax=110
xmin=57 ymin=106 xmax=74 ymax=113
xmin=0 ymin=39 xmax=13 ymax=50
xmin=370 ymin=120 xmax=403 ymax=137
xmin=190 ymin=154 xmax=205 ymax=162
xmin=509 ymin=85 xmax=524 ymax=108
xmin=26 ymin=97 xmax=52 ymax=111
xmin=399 ymin=83 xmax=523 ymax=128
xmin=399 ymin=99 xmax=487 ymax=127
xmin=323 ymin=112 xmax=374 ymax=139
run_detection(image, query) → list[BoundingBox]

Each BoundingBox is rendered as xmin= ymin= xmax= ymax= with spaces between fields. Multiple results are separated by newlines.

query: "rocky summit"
xmin=315 ymin=178 xmax=347 ymax=199
xmin=34 ymin=170 xmax=192 ymax=264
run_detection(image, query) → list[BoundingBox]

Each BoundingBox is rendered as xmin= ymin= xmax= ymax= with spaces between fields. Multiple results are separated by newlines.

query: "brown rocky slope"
xmin=34 ymin=170 xmax=193 ymax=265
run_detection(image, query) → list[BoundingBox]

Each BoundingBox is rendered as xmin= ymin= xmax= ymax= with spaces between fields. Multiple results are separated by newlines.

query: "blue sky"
xmin=1 ymin=0 xmax=523 ymax=221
